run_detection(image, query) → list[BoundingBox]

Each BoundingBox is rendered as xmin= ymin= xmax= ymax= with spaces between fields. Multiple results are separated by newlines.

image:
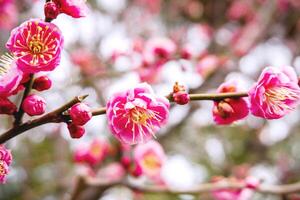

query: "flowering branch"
xmin=0 ymin=91 xmax=248 ymax=144
xmin=0 ymin=95 xmax=88 ymax=144
xmin=70 ymin=175 xmax=300 ymax=200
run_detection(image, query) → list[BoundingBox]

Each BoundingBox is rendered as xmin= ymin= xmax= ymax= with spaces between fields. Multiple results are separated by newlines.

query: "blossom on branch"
xmin=6 ymin=19 xmax=64 ymax=73
xmin=106 ymin=83 xmax=170 ymax=145
xmin=249 ymin=66 xmax=300 ymax=119
xmin=0 ymin=145 xmax=12 ymax=184
xmin=213 ymin=80 xmax=249 ymax=125
xmin=51 ymin=0 xmax=88 ymax=18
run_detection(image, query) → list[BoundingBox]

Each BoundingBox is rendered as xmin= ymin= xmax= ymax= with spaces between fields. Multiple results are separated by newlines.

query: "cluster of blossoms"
xmin=0 ymin=0 xmax=89 ymax=184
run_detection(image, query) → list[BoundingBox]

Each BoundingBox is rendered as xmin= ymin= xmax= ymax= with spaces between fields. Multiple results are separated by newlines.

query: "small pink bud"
xmin=0 ymin=98 xmax=17 ymax=115
xmin=245 ymin=177 xmax=260 ymax=190
xmin=22 ymin=94 xmax=46 ymax=116
xmin=44 ymin=1 xmax=60 ymax=20
xmin=173 ymin=91 xmax=190 ymax=105
xmin=131 ymin=164 xmax=143 ymax=177
xmin=32 ymin=76 xmax=52 ymax=91
xmin=69 ymin=103 xmax=92 ymax=126
xmin=67 ymin=123 xmax=85 ymax=139
xmin=121 ymin=156 xmax=131 ymax=168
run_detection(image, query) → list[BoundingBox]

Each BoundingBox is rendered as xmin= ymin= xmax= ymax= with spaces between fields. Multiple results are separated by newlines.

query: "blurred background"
xmin=1 ymin=0 xmax=300 ymax=199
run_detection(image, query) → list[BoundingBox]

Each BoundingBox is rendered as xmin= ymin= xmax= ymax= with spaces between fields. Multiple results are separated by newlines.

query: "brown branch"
xmin=0 ymin=95 xmax=88 ymax=144
xmin=70 ymin=175 xmax=300 ymax=199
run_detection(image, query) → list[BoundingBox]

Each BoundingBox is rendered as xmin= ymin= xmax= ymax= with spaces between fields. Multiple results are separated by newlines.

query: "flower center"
xmin=141 ymin=153 xmax=161 ymax=170
xmin=29 ymin=40 xmax=44 ymax=54
xmin=130 ymin=108 xmax=154 ymax=125
xmin=264 ymin=86 xmax=299 ymax=113
xmin=0 ymin=161 xmax=7 ymax=176
xmin=90 ymin=145 xmax=102 ymax=157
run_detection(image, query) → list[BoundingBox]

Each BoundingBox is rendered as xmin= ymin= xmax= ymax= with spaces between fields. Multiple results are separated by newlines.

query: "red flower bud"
xmin=44 ymin=1 xmax=60 ymax=20
xmin=33 ymin=76 xmax=52 ymax=91
xmin=173 ymin=91 xmax=190 ymax=105
xmin=121 ymin=156 xmax=131 ymax=168
xmin=69 ymin=103 xmax=92 ymax=126
xmin=0 ymin=98 xmax=17 ymax=115
xmin=67 ymin=123 xmax=85 ymax=139
xmin=22 ymin=94 xmax=46 ymax=116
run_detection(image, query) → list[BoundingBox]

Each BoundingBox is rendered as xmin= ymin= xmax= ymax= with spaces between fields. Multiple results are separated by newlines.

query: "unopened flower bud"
xmin=44 ymin=1 xmax=60 ymax=20
xmin=0 ymin=98 xmax=17 ymax=115
xmin=173 ymin=91 xmax=190 ymax=105
xmin=22 ymin=94 xmax=46 ymax=116
xmin=131 ymin=164 xmax=143 ymax=177
xmin=67 ymin=123 xmax=85 ymax=139
xmin=121 ymin=156 xmax=131 ymax=168
xmin=33 ymin=76 xmax=52 ymax=91
xmin=69 ymin=103 xmax=92 ymax=126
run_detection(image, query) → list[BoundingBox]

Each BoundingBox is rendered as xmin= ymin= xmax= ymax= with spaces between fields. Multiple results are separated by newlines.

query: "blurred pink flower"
xmin=196 ymin=55 xmax=220 ymax=78
xmin=133 ymin=140 xmax=165 ymax=178
xmin=0 ymin=54 xmax=23 ymax=97
xmin=249 ymin=66 xmax=300 ymax=119
xmin=227 ymin=0 xmax=254 ymax=21
xmin=212 ymin=177 xmax=259 ymax=200
xmin=74 ymin=139 xmax=109 ymax=166
xmin=106 ymin=83 xmax=170 ymax=145
xmin=143 ymin=37 xmax=176 ymax=65
xmin=97 ymin=163 xmax=125 ymax=182
xmin=213 ymin=80 xmax=249 ymax=125
xmin=6 ymin=19 xmax=64 ymax=73
xmin=135 ymin=0 xmax=162 ymax=13
xmin=0 ymin=0 xmax=18 ymax=30
xmin=0 ymin=145 xmax=12 ymax=184
xmin=52 ymin=0 xmax=88 ymax=18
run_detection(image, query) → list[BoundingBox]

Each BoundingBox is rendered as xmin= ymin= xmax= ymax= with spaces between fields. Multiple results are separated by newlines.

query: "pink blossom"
xmin=0 ymin=0 xmax=18 ymax=30
xmin=213 ymin=80 xmax=249 ymax=125
xmin=32 ymin=76 xmax=52 ymax=91
xmin=74 ymin=139 xmax=109 ymax=166
xmin=227 ymin=0 xmax=254 ymax=21
xmin=106 ymin=83 xmax=170 ymax=145
xmin=0 ymin=145 xmax=12 ymax=184
xmin=133 ymin=140 xmax=166 ymax=178
xmin=143 ymin=37 xmax=176 ymax=65
xmin=212 ymin=177 xmax=258 ymax=200
xmin=22 ymin=94 xmax=46 ymax=116
xmin=249 ymin=66 xmax=300 ymax=119
xmin=52 ymin=0 xmax=88 ymax=18
xmin=0 ymin=54 xmax=23 ymax=97
xmin=69 ymin=103 xmax=92 ymax=126
xmin=97 ymin=163 xmax=125 ymax=182
xmin=196 ymin=55 xmax=220 ymax=78
xmin=6 ymin=19 xmax=64 ymax=73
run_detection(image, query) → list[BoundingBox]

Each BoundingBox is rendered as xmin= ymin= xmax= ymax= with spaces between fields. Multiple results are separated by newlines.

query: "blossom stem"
xmin=0 ymin=92 xmax=248 ymax=144
xmin=13 ymin=74 xmax=34 ymax=126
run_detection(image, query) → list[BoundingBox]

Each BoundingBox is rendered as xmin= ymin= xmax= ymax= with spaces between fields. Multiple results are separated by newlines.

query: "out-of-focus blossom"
xmin=0 ymin=97 xmax=16 ymax=115
xmin=249 ymin=66 xmax=300 ymax=119
xmin=6 ymin=19 xmax=64 ymax=73
xmin=0 ymin=54 xmax=23 ymax=97
xmin=74 ymin=139 xmax=109 ymax=166
xmin=22 ymin=94 xmax=46 ymax=116
xmin=70 ymin=48 xmax=104 ymax=76
xmin=0 ymin=0 xmax=17 ymax=30
xmin=227 ymin=0 xmax=254 ymax=21
xmin=133 ymin=140 xmax=166 ymax=178
xmin=0 ymin=145 xmax=12 ymax=184
xmin=143 ymin=37 xmax=176 ymax=65
xmin=32 ymin=76 xmax=52 ymax=91
xmin=69 ymin=103 xmax=92 ymax=126
xmin=135 ymin=0 xmax=162 ymax=13
xmin=212 ymin=176 xmax=259 ymax=200
xmin=97 ymin=163 xmax=125 ymax=182
xmin=67 ymin=123 xmax=85 ymax=139
xmin=106 ymin=83 xmax=170 ymax=145
xmin=231 ymin=20 xmax=261 ymax=56
xmin=213 ymin=80 xmax=249 ymax=125
xmin=196 ymin=55 xmax=220 ymax=78
xmin=52 ymin=0 xmax=88 ymax=18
